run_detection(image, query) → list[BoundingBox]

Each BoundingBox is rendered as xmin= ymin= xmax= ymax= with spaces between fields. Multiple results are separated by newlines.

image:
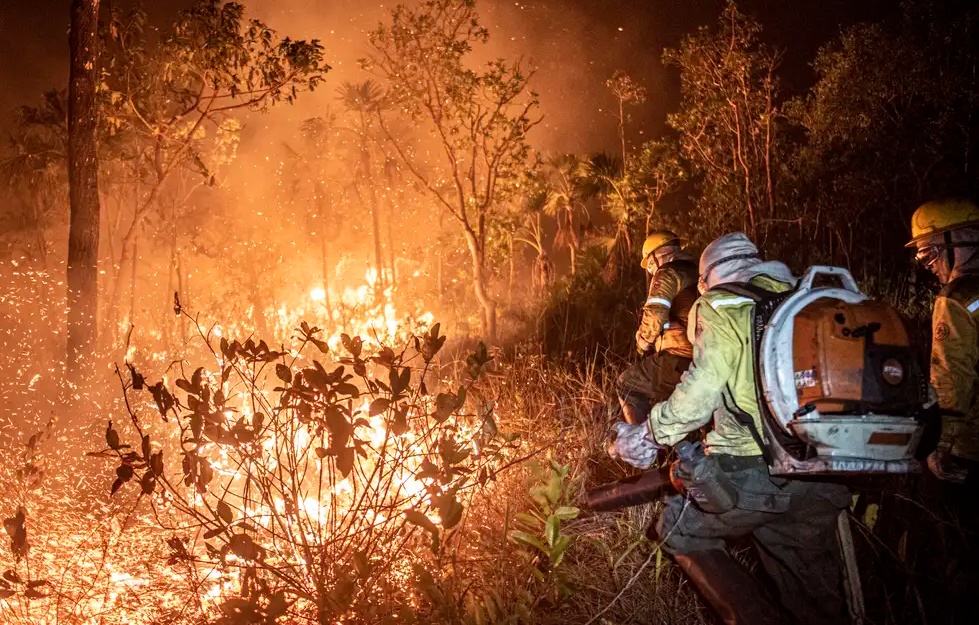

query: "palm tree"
xmin=515 ymin=206 xmax=553 ymax=300
xmin=542 ymin=153 xmax=592 ymax=275
xmin=581 ymin=152 xmax=631 ymax=283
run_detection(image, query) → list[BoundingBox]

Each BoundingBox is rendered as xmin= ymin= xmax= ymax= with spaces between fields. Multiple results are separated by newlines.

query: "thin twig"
xmin=583 ymin=498 xmax=690 ymax=625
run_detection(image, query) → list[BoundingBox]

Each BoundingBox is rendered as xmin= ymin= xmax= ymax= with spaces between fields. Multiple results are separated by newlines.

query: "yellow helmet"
xmin=906 ymin=199 xmax=979 ymax=247
xmin=640 ymin=230 xmax=680 ymax=269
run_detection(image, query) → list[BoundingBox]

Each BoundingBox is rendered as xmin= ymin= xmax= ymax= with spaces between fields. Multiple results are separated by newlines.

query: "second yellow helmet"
xmin=906 ymin=199 xmax=979 ymax=247
xmin=640 ymin=230 xmax=681 ymax=269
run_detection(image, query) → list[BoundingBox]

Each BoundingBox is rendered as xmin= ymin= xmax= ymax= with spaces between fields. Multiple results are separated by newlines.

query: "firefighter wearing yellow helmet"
xmin=909 ymin=198 xmax=979 ymax=484
xmin=614 ymin=230 xmax=699 ymax=424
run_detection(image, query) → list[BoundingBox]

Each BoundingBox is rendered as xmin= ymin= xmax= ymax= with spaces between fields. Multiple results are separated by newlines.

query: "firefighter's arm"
xmin=637 ymin=266 xmax=680 ymax=348
xmin=930 ymin=295 xmax=979 ymax=415
xmin=646 ymin=299 xmax=738 ymax=445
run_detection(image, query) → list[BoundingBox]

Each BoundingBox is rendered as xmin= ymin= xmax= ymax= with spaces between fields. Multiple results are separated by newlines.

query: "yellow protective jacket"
xmin=638 ymin=254 xmax=698 ymax=358
xmin=647 ymin=274 xmax=793 ymax=456
xmin=931 ymin=273 xmax=979 ymax=460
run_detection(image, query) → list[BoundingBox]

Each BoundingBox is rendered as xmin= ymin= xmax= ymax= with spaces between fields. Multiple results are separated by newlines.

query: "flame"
xmin=1 ymin=261 xmax=486 ymax=623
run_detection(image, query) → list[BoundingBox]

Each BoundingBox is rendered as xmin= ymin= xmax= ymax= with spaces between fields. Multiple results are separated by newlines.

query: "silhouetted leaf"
xmin=217 ymin=500 xmax=234 ymax=524
xmin=150 ymin=451 xmax=164 ymax=476
xmin=404 ymin=509 xmax=438 ymax=535
xmin=391 ymin=404 xmax=409 ymax=436
xmin=335 ymin=447 xmax=354 ymax=478
xmin=353 ymin=550 xmax=371 ymax=578
xmin=140 ymin=471 xmax=156 ymax=494
xmin=369 ymin=397 xmax=391 ymax=416
xmin=311 ymin=337 xmax=330 ymax=353
xmin=105 ymin=424 xmax=120 ymax=450
xmin=115 ymin=464 xmax=134 ymax=482
xmin=434 ymin=393 xmax=459 ymax=423
xmin=267 ymin=591 xmax=288 ymax=618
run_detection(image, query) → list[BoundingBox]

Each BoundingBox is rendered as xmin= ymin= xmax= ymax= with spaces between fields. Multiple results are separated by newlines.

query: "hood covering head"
xmin=919 ymin=226 xmax=979 ymax=284
xmin=699 ymin=232 xmax=797 ymax=292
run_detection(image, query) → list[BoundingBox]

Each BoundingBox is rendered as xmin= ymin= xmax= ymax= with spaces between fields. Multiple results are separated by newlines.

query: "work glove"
xmin=609 ymin=422 xmax=661 ymax=469
xmin=635 ymin=330 xmax=653 ymax=356
xmin=927 ymin=445 xmax=969 ymax=485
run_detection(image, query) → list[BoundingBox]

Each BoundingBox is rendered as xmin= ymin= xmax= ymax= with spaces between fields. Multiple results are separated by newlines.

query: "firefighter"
xmin=612 ymin=232 xmax=851 ymax=625
xmin=907 ymin=198 xmax=979 ymax=484
xmin=614 ymin=231 xmax=698 ymax=424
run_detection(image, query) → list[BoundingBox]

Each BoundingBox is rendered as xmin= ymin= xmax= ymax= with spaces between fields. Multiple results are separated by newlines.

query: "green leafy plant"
xmin=509 ymin=461 xmax=580 ymax=601
xmin=92 ymin=316 xmax=519 ymax=623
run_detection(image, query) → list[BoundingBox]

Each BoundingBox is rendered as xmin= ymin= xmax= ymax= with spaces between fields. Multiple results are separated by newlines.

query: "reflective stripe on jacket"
xmin=647 ymin=274 xmax=793 ymax=456
xmin=931 ymin=273 xmax=979 ymax=460
xmin=639 ymin=256 xmax=698 ymax=358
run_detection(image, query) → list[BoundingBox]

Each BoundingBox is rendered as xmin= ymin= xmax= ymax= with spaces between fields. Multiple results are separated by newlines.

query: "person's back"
xmin=641 ymin=251 xmax=698 ymax=358
xmin=616 ymin=232 xmax=698 ymax=425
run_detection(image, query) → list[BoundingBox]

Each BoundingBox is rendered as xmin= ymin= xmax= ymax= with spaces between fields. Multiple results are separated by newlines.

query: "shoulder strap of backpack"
xmin=721 ymin=384 xmax=772 ymax=466
xmin=711 ymin=281 xmax=775 ymax=302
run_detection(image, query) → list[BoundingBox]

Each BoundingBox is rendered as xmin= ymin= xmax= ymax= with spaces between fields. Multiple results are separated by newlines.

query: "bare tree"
xmin=606 ymin=71 xmax=646 ymax=171
xmin=366 ymin=0 xmax=539 ymax=340
xmin=664 ymin=1 xmax=782 ymax=240
xmin=99 ymin=1 xmax=326 ymax=346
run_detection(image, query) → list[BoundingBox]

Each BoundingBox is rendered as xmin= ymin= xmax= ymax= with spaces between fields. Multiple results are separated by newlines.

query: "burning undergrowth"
xmin=0 ymin=280 xmax=585 ymax=624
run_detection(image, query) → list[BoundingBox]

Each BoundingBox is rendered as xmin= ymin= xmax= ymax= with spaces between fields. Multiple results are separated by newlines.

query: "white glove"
xmin=610 ymin=422 xmax=661 ymax=469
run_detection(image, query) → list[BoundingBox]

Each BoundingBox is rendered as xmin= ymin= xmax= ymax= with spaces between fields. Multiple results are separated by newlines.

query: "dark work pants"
xmin=656 ymin=461 xmax=851 ymax=625
xmin=615 ymin=350 xmax=691 ymax=424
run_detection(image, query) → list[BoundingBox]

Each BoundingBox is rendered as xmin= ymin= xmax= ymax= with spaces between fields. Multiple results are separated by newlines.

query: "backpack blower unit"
xmin=726 ymin=266 xmax=928 ymax=476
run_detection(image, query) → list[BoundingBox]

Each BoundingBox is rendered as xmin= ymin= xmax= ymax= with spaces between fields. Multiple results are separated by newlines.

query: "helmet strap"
xmin=945 ymin=230 xmax=956 ymax=273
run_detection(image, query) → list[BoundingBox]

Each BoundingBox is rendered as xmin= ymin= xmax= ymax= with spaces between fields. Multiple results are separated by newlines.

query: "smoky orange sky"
xmin=0 ymin=0 xmax=898 ymax=156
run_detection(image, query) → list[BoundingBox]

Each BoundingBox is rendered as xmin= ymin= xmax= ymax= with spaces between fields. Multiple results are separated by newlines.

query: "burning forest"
xmin=2 ymin=0 xmax=979 ymax=623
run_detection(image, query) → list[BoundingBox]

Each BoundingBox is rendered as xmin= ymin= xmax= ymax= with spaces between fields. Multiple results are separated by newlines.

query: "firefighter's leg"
xmin=655 ymin=494 xmax=788 ymax=625
xmin=615 ymin=361 xmax=654 ymax=425
xmin=672 ymin=550 xmax=787 ymax=625
xmin=750 ymin=481 xmax=851 ymax=625
xmin=615 ymin=353 xmax=687 ymax=425
xmin=650 ymin=352 xmax=691 ymax=401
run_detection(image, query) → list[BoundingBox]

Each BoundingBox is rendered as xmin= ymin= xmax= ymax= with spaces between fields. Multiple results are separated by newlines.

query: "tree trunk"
xmin=437 ymin=211 xmax=445 ymax=303
xmin=129 ymin=235 xmax=137 ymax=335
xmin=177 ymin=246 xmax=188 ymax=345
xmin=507 ymin=234 xmax=514 ymax=306
xmin=463 ymin=228 xmax=496 ymax=341
xmin=369 ymin=197 xmax=384 ymax=297
xmin=386 ymin=192 xmax=397 ymax=292
xmin=66 ymin=0 xmax=102 ymax=382
xmin=359 ymin=120 xmax=385 ymax=299
xmin=320 ymin=234 xmax=333 ymax=321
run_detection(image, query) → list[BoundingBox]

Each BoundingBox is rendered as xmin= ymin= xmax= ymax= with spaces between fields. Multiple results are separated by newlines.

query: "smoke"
xmin=229 ymin=0 xmax=667 ymax=157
